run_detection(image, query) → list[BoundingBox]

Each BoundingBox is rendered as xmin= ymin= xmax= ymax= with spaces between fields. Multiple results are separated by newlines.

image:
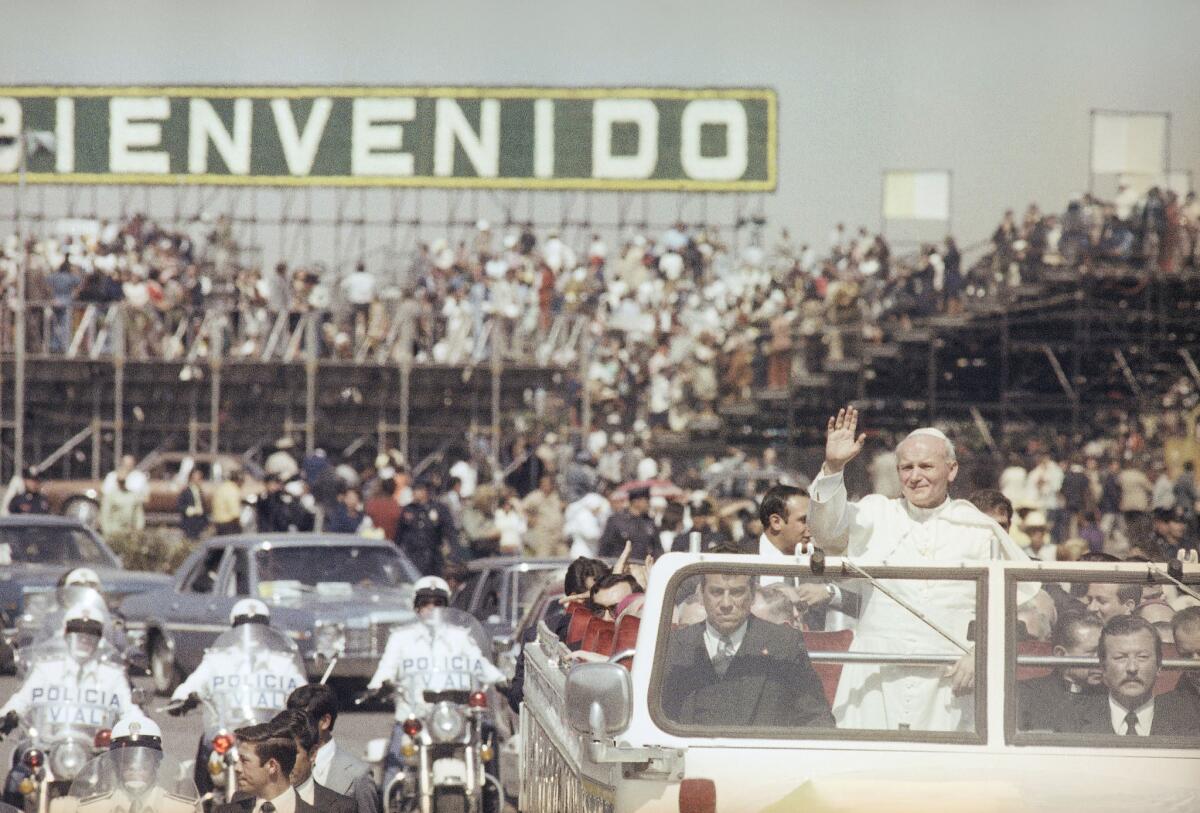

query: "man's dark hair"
xmin=706 ymin=541 xmax=744 ymax=556
xmin=270 ymin=708 xmax=319 ymax=752
xmin=377 ymin=478 xmax=396 ymax=496
xmin=1052 ymin=611 xmax=1103 ymax=650
xmin=1098 ymin=614 xmax=1162 ymax=666
xmin=447 ymin=476 xmax=462 ymax=490
xmin=758 ymin=484 xmax=806 ymax=528
xmin=1116 ymin=583 xmax=1144 ymax=607
xmin=1080 ymin=552 xmax=1120 ymax=563
xmin=1172 ymin=605 xmax=1200 ymax=639
xmin=286 ymin=683 xmax=339 ymax=731
xmin=589 ymin=573 xmax=643 ymax=599
xmin=565 ymin=557 xmax=611 ymax=596
xmin=234 ymin=722 xmax=298 ymax=776
xmin=968 ymin=489 xmax=1013 ymax=525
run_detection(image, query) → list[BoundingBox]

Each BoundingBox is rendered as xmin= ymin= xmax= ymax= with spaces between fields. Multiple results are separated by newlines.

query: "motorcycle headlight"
xmin=50 ymin=739 xmax=88 ymax=780
xmin=429 ymin=702 xmax=466 ymax=744
xmin=313 ymin=622 xmax=345 ymax=658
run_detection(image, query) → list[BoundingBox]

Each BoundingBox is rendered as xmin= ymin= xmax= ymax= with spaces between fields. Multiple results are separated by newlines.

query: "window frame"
xmin=647 ymin=560 xmax=990 ymax=745
xmin=183 ymin=546 xmax=227 ymax=595
xmin=1004 ymin=566 xmax=1200 ymax=750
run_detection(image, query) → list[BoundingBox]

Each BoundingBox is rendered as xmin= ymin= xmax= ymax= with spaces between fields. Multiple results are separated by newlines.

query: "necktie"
xmin=1123 ymin=710 xmax=1139 ymax=736
xmin=262 ymin=803 xmax=276 ymax=813
xmin=712 ymin=634 xmax=736 ymax=677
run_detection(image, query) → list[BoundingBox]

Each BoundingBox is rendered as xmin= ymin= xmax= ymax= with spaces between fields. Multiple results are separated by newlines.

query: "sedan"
xmin=0 ymin=515 xmax=171 ymax=672
xmin=119 ymin=533 xmax=422 ymax=694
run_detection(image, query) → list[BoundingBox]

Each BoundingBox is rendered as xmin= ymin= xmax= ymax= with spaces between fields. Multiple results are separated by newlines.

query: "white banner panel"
xmin=883 ymin=170 xmax=950 ymax=221
xmin=1091 ymin=112 xmax=1167 ymax=176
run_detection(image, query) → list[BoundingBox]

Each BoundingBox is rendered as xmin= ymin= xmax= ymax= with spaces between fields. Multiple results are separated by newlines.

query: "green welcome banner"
xmin=0 ymin=86 xmax=776 ymax=191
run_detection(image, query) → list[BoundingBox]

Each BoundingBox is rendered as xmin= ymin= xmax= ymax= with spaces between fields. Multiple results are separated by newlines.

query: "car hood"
xmin=0 ymin=564 xmax=171 ymax=617
xmin=266 ymin=584 xmax=417 ymax=621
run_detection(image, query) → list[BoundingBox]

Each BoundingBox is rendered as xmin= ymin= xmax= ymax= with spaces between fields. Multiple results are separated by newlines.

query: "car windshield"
xmin=255 ymin=545 xmax=411 ymax=596
xmin=0 ymin=526 xmax=115 ymax=567
xmin=516 ymin=567 xmax=565 ymax=618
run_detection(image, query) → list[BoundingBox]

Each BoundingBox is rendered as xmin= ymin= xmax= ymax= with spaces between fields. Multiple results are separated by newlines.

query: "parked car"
xmin=118 ymin=533 xmax=422 ymax=694
xmin=39 ymin=451 xmax=264 ymax=527
xmin=0 ymin=515 xmax=171 ymax=673
xmin=452 ymin=556 xmax=570 ymax=675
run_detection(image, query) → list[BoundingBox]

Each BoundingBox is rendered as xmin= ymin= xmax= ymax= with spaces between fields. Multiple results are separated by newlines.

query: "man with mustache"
xmin=1072 ymin=615 xmax=1200 ymax=736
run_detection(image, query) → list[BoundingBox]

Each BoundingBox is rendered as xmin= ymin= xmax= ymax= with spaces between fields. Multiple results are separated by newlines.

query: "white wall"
xmin=2 ymin=0 xmax=1198 ymax=259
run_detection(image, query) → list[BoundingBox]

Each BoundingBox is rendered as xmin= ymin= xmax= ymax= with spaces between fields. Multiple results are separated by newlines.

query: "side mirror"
xmin=564 ymin=662 xmax=632 ymax=737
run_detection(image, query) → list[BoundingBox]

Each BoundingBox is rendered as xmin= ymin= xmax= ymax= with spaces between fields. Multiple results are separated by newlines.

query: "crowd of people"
xmin=4 ymin=182 xmax=1198 ymax=439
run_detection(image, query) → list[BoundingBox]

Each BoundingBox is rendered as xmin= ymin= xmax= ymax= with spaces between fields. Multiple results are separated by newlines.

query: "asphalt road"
xmin=0 ymin=672 xmax=396 ymax=783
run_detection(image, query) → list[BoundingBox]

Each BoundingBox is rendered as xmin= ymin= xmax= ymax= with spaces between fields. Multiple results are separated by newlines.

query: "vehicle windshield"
xmin=255 ymin=544 xmax=412 ymax=597
xmin=1010 ymin=566 xmax=1200 ymax=748
xmin=0 ymin=526 xmax=115 ymax=567
xmin=648 ymin=561 xmax=990 ymax=742
xmin=516 ymin=567 xmax=566 ymax=619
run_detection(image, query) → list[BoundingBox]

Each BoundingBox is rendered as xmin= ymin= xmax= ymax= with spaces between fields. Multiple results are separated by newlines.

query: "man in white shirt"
xmin=808 ymin=407 xmax=1031 ymax=732
xmin=1071 ymin=615 xmax=1200 ymax=736
xmin=215 ymin=722 xmax=317 ymax=813
xmin=287 ymin=684 xmax=379 ymax=813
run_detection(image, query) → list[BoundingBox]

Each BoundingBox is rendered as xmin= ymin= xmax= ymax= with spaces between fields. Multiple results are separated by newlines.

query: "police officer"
xmin=366 ymin=576 xmax=505 ymax=792
xmin=167 ymin=598 xmax=306 ymax=796
xmin=597 ymin=485 xmax=659 ymax=558
xmin=1 ymin=608 xmax=136 ymax=805
xmin=75 ymin=715 xmax=197 ymax=813
xmin=8 ymin=467 xmax=49 ymax=515
xmin=671 ymin=497 xmax=733 ymax=552
xmin=394 ymin=479 xmax=451 ymax=575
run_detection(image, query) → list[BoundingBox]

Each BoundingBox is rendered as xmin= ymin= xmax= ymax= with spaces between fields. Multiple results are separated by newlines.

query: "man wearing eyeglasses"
xmin=1071 ymin=615 xmax=1200 ymax=736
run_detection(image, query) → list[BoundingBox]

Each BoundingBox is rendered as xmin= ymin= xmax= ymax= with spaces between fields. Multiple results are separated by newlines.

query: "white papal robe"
xmin=809 ymin=468 xmax=1032 ymax=732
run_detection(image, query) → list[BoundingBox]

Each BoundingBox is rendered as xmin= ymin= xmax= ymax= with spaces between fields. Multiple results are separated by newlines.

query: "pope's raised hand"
xmin=824 ymin=406 xmax=866 ymax=474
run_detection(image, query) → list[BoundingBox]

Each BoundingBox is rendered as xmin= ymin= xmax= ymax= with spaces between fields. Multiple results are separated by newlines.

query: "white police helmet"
xmin=63 ymin=567 xmax=102 ymax=589
xmin=229 ymin=598 xmax=271 ymax=627
xmin=413 ymin=576 xmax=451 ymax=608
xmin=63 ymin=606 xmax=104 ymax=662
xmin=111 ymin=715 xmax=163 ymax=751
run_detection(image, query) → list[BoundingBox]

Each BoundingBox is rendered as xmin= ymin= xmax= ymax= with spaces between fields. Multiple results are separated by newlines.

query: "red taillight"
xmin=402 ymin=718 xmax=422 ymax=737
xmin=679 ymin=778 xmax=716 ymax=813
xmin=468 ymin=691 xmax=488 ymax=709
xmin=94 ymin=729 xmax=112 ymax=748
xmin=212 ymin=734 xmax=234 ymax=755
xmin=23 ymin=749 xmax=44 ymax=769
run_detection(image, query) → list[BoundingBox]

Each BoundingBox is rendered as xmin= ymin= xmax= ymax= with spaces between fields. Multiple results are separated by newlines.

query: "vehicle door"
xmin=165 ymin=545 xmax=229 ymax=673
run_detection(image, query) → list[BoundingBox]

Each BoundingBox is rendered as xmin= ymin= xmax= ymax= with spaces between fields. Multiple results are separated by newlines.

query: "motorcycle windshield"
xmin=390 ymin=607 xmax=501 ymax=702
xmin=68 ymin=747 xmax=199 ymax=808
xmin=21 ymin=587 xmax=125 ymax=669
xmin=202 ymin=624 xmax=306 ymax=732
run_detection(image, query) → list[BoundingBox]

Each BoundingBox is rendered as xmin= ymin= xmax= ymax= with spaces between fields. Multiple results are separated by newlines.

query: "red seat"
xmin=565 ymin=603 xmax=592 ymax=645
xmin=1155 ymin=643 xmax=1181 ymax=695
xmin=612 ymin=615 xmax=641 ymax=670
xmin=802 ymin=629 xmax=854 ymax=707
xmin=581 ymin=617 xmax=616 ymax=656
xmin=1016 ymin=640 xmax=1054 ymax=681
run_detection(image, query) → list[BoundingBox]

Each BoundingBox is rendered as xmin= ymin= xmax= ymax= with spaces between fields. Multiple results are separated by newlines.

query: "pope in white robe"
xmin=808 ymin=407 xmax=1032 ymax=732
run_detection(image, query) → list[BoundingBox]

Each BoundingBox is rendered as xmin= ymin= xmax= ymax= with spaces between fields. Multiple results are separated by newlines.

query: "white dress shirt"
xmin=1109 ymin=696 xmax=1155 ymax=736
xmin=295 ymin=775 xmax=316 ymax=805
xmin=702 ymin=620 xmax=747 ymax=660
xmin=312 ymin=738 xmax=337 ymax=786
xmin=256 ymin=786 xmax=297 ymax=813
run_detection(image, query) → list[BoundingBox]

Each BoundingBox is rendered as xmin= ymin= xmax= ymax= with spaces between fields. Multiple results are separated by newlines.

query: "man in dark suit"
xmin=1158 ymin=606 xmax=1200 ymax=715
xmin=598 ymin=486 xmax=659 ymax=559
xmin=661 ymin=571 xmax=834 ymax=728
xmin=1017 ymin=612 xmax=1106 ymax=731
xmin=270 ymin=709 xmax=356 ymax=813
xmin=287 ymin=684 xmax=381 ymax=813
xmin=214 ymin=722 xmax=318 ymax=813
xmin=1070 ymin=615 xmax=1200 ymax=737
xmin=176 ymin=467 xmax=208 ymax=541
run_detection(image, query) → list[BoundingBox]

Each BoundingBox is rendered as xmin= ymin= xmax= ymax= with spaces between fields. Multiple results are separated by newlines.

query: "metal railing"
xmin=0 ymin=300 xmax=585 ymax=368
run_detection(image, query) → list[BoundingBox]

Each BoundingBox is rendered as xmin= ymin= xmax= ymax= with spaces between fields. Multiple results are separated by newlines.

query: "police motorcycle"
xmin=0 ymin=609 xmax=136 ymax=813
xmin=358 ymin=577 xmax=506 ymax=813
xmin=15 ymin=570 xmax=129 ymax=677
xmin=65 ymin=715 xmax=199 ymax=813
xmin=163 ymin=600 xmax=304 ymax=806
